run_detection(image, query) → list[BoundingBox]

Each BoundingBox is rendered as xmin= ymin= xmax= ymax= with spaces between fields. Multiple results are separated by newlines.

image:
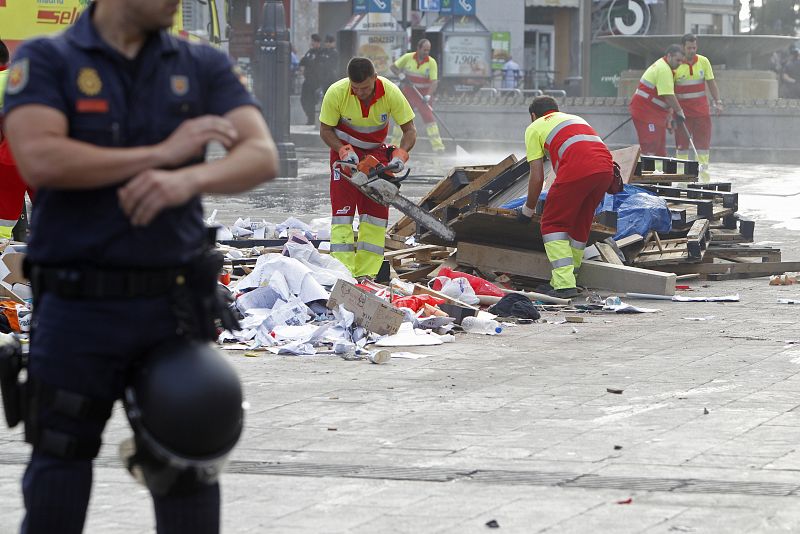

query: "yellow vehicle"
xmin=0 ymin=0 xmax=226 ymax=56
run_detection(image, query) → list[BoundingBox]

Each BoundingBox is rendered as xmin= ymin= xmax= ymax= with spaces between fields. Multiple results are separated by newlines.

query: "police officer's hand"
xmin=158 ymin=116 xmax=239 ymax=167
xmin=118 ymin=169 xmax=198 ymax=226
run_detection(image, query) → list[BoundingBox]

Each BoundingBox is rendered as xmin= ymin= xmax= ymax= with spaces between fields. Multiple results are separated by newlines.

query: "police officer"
xmin=3 ymin=0 xmax=279 ymax=532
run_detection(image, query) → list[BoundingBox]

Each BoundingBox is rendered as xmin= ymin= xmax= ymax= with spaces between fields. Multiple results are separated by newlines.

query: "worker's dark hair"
xmin=348 ymin=57 xmax=376 ymax=83
xmin=324 ymin=34 xmax=335 ymax=43
xmin=311 ymin=34 xmax=321 ymax=42
xmin=665 ymin=44 xmax=683 ymax=56
xmin=529 ymin=96 xmax=559 ymax=117
xmin=0 ymin=39 xmax=8 ymax=65
xmin=681 ymin=33 xmax=697 ymax=45
xmin=417 ymin=38 xmax=431 ymax=50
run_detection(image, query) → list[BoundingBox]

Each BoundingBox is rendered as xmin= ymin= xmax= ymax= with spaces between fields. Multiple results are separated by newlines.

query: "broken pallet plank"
xmin=456 ymin=242 xmax=676 ymax=296
xmin=686 ymin=219 xmax=711 ymax=259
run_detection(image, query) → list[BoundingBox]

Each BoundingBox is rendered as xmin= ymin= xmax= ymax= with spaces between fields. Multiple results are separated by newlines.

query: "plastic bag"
xmin=433 ymin=267 xmax=505 ymax=297
xmin=428 ymin=276 xmax=480 ymax=305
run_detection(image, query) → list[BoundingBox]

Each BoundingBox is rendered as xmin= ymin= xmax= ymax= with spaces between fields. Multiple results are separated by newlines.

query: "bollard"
xmin=252 ymin=0 xmax=298 ymax=177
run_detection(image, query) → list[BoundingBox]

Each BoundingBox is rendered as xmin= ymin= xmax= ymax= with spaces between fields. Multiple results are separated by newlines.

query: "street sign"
xmin=439 ymin=0 xmax=453 ymax=14
xmin=353 ymin=0 xmax=367 ymax=13
xmin=453 ymin=0 xmax=476 ymax=16
xmin=369 ymin=0 xmax=392 ymax=13
xmin=419 ymin=0 xmax=441 ymax=11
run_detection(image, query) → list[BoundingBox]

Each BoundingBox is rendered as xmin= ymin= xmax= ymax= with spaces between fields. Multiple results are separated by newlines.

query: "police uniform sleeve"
xmin=199 ymin=47 xmax=259 ymax=117
xmin=387 ymin=83 xmax=415 ymax=125
xmin=3 ymin=39 xmax=69 ymax=118
xmin=429 ymin=58 xmax=439 ymax=81
xmin=655 ymin=63 xmax=675 ymax=96
xmin=525 ymin=122 xmax=544 ymax=161
xmin=318 ymin=84 xmax=341 ymax=127
xmin=702 ymin=56 xmax=715 ymax=80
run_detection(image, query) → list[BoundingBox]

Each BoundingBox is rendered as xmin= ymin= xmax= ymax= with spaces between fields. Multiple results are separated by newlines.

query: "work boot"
xmin=546 ymin=287 xmax=579 ymax=299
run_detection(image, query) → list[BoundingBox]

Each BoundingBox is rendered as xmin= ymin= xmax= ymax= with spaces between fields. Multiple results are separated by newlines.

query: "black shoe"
xmin=547 ymin=287 xmax=579 ymax=299
xmin=534 ymin=282 xmax=554 ymax=294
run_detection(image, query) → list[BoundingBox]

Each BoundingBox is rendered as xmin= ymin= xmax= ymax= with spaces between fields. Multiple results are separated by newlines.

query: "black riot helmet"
xmin=121 ymin=340 xmax=244 ymax=496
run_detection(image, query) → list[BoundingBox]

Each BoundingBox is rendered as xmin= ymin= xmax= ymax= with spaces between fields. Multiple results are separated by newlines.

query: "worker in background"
xmin=390 ymin=39 xmax=444 ymax=153
xmin=673 ymin=33 xmax=723 ymax=182
xmin=629 ymin=44 xmax=685 ymax=157
xmin=3 ymin=0 xmax=279 ymax=531
xmin=0 ymin=38 xmax=33 ymax=242
xmin=319 ymin=57 xmax=416 ymax=279
xmin=516 ymin=96 xmax=616 ymax=299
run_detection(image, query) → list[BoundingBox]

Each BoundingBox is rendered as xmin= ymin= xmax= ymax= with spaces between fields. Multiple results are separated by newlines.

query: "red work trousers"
xmin=630 ymin=105 xmax=669 ymax=156
xmin=540 ymin=171 xmax=616 ymax=243
xmin=0 ymin=139 xmax=34 ymax=238
xmin=329 ymin=145 xmax=391 ymax=221
xmin=400 ymin=85 xmax=435 ymax=124
xmin=674 ymin=115 xmax=712 ymax=151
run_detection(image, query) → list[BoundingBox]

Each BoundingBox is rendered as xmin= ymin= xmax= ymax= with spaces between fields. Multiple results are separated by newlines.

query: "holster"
xmin=0 ymin=334 xmax=26 ymax=428
xmin=170 ymin=245 xmax=240 ymax=342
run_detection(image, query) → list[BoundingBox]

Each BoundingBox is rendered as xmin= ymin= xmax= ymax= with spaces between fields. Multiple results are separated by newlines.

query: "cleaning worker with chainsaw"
xmin=0 ymin=38 xmax=34 ymax=242
xmin=319 ymin=57 xmax=416 ymax=279
xmin=516 ymin=96 xmax=618 ymax=299
xmin=629 ymin=44 xmax=685 ymax=157
xmin=673 ymin=33 xmax=722 ymax=182
xmin=389 ymin=39 xmax=445 ymax=153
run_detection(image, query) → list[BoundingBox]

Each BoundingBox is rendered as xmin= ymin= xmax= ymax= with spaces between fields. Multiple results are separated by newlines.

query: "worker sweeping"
xmin=389 ymin=39 xmax=445 ymax=153
xmin=673 ymin=33 xmax=723 ymax=182
xmin=629 ymin=44 xmax=686 ymax=157
xmin=515 ymin=96 xmax=618 ymax=299
xmin=319 ymin=57 xmax=416 ymax=279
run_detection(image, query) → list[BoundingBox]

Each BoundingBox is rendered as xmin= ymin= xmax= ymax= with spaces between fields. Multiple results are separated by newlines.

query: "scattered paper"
xmin=375 ymin=322 xmax=444 ymax=347
xmin=683 ymin=316 xmax=716 ymax=321
xmin=672 ymin=294 xmax=740 ymax=302
xmin=391 ymin=352 xmax=433 ymax=359
xmin=778 ymin=298 xmax=800 ymax=304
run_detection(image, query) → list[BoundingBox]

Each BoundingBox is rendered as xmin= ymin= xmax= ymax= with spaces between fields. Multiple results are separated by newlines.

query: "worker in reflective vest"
xmin=390 ymin=39 xmax=445 ymax=152
xmin=516 ymin=96 xmax=615 ymax=299
xmin=629 ymin=44 xmax=686 ymax=157
xmin=319 ymin=57 xmax=416 ymax=278
xmin=673 ymin=33 xmax=723 ymax=182
xmin=0 ymin=38 xmax=33 ymax=241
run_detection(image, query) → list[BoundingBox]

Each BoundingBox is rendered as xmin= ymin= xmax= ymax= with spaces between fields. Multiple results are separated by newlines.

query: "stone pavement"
xmin=1 ymin=163 xmax=799 ymax=533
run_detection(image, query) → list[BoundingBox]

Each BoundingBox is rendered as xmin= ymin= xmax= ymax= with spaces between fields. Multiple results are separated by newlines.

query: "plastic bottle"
xmin=461 ymin=317 xmax=502 ymax=335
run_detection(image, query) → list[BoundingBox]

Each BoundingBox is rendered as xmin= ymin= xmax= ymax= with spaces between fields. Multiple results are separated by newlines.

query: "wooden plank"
xmin=393 ymin=155 xmax=518 ymax=237
xmin=596 ymin=242 xmax=625 ymax=265
xmin=686 ymin=218 xmax=710 ymax=259
xmin=456 ymin=242 xmax=676 ymax=296
xmin=398 ymin=264 xmax=437 ymax=282
xmin=613 ymin=145 xmax=642 ymax=184
xmin=384 ymin=244 xmax=442 ymax=259
xmin=630 ymin=174 xmax=699 ymax=184
xmin=649 ymin=261 xmax=800 ymax=276
xmin=614 ymin=234 xmax=644 ymax=249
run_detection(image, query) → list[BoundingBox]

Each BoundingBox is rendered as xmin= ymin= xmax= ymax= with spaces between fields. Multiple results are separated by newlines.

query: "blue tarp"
xmin=500 ymin=184 xmax=672 ymax=240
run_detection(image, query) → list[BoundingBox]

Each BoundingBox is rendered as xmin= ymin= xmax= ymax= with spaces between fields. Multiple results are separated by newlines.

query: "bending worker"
xmin=319 ymin=57 xmax=416 ymax=279
xmin=4 ymin=0 xmax=279 ymax=532
xmin=629 ymin=44 xmax=685 ymax=156
xmin=674 ymin=33 xmax=723 ymax=182
xmin=516 ymin=96 xmax=616 ymax=299
xmin=390 ymin=39 xmax=444 ymax=152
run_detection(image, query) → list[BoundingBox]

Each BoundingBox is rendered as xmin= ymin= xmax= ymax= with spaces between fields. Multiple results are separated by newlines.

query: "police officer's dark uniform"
xmin=3 ymin=5 xmax=255 ymax=533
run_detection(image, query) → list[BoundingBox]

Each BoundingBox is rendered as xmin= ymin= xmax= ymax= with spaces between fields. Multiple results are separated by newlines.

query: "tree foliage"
xmin=753 ymin=0 xmax=800 ymax=35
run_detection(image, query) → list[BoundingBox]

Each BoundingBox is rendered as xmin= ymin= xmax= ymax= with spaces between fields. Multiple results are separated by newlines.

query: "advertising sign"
xmin=443 ymin=34 xmax=491 ymax=78
xmin=353 ymin=0 xmax=368 ymax=13
xmin=368 ymin=0 xmax=392 ymax=13
xmin=439 ymin=0 xmax=453 ymax=15
xmin=357 ymin=33 xmax=403 ymax=76
xmin=491 ymin=31 xmax=511 ymax=70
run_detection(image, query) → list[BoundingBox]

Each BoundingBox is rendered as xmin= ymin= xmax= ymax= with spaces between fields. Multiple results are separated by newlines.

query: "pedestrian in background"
xmin=502 ymin=56 xmax=522 ymax=89
xmin=318 ymin=34 xmax=341 ymax=94
xmin=300 ymin=33 xmax=323 ymax=125
xmin=781 ymin=47 xmax=800 ymax=99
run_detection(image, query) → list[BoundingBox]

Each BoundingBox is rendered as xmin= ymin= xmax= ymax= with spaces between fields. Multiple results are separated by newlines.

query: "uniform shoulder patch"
xmin=170 ymin=75 xmax=190 ymax=96
xmin=6 ymin=59 xmax=30 ymax=95
xmin=77 ymin=68 xmax=102 ymax=96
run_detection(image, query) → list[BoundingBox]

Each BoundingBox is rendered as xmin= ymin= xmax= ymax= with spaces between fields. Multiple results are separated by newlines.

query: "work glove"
xmin=338 ymin=144 xmax=359 ymax=166
xmin=388 ymin=147 xmax=409 ymax=172
xmin=423 ymin=94 xmax=432 ymax=104
xmin=397 ymin=72 xmax=407 ymax=82
xmin=674 ymin=112 xmax=686 ymax=124
xmin=515 ymin=204 xmax=535 ymax=223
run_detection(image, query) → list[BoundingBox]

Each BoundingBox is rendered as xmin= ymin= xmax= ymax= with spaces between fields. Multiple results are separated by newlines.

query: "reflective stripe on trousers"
xmin=543 ymin=233 xmax=587 ymax=289
xmin=330 ymin=217 xmax=356 ymax=273
xmin=0 ymin=218 xmax=15 ymax=239
xmin=354 ymin=216 xmax=387 ymax=277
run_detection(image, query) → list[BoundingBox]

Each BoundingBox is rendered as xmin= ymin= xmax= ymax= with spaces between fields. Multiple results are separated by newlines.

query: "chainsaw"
xmin=333 ymin=155 xmax=455 ymax=242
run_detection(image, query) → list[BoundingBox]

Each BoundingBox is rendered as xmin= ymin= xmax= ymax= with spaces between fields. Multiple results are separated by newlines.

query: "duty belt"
xmin=26 ymin=263 xmax=187 ymax=300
